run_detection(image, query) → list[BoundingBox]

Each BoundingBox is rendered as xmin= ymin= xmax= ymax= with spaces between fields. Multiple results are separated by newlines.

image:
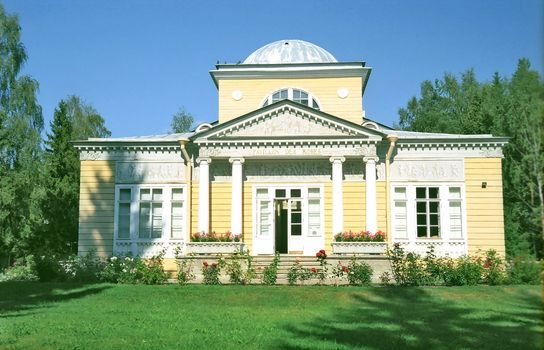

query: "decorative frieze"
xmin=80 ymin=149 xmax=183 ymax=161
xmin=199 ymin=143 xmax=377 ymax=159
xmin=116 ymin=162 xmax=185 ymax=184
xmin=390 ymin=160 xmax=464 ymax=182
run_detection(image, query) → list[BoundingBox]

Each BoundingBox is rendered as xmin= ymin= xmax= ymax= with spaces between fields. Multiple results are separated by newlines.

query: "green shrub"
xmin=177 ymin=258 xmax=195 ymax=285
xmin=287 ymin=261 xmax=312 ymax=285
xmin=100 ymin=252 xmax=169 ymax=284
xmin=441 ymin=257 xmax=483 ymax=286
xmin=0 ymin=256 xmax=38 ymax=282
xmin=202 ymin=261 xmax=221 ymax=285
xmin=507 ymin=256 xmax=542 ymax=285
xmin=35 ymin=254 xmax=64 ymax=282
xmin=482 ymin=250 xmax=506 ymax=285
xmin=346 ymin=258 xmax=373 ymax=286
xmin=224 ymin=251 xmax=255 ymax=285
xmin=59 ymin=251 xmax=104 ymax=283
xmin=262 ymin=252 xmax=280 ymax=285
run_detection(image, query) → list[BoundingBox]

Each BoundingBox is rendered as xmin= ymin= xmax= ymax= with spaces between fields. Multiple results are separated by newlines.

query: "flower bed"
xmin=331 ymin=241 xmax=388 ymax=255
xmin=332 ymin=230 xmax=387 ymax=255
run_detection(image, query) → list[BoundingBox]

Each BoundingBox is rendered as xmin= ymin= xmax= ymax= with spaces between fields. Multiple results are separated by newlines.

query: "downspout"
xmin=178 ymin=138 xmax=192 ymax=249
xmin=385 ymin=134 xmax=398 ymax=246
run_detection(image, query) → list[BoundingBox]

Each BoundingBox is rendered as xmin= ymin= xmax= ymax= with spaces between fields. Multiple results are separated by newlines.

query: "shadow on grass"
xmin=0 ymin=282 xmax=110 ymax=318
xmin=278 ymin=287 xmax=542 ymax=350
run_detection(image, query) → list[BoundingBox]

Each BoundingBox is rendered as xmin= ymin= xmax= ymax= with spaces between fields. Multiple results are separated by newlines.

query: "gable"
xmin=193 ymin=100 xmax=384 ymax=141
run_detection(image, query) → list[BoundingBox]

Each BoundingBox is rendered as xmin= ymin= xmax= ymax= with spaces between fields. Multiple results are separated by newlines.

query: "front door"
xmin=274 ymin=200 xmax=288 ymax=253
xmin=253 ymin=186 xmax=324 ymax=255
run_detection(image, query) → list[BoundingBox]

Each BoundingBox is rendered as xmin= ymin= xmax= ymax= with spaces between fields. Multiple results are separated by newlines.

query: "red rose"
xmin=203 ymin=261 xmax=209 ymax=267
xmin=342 ymin=266 xmax=349 ymax=273
xmin=311 ymin=267 xmax=317 ymax=273
xmin=319 ymin=249 xmax=326 ymax=254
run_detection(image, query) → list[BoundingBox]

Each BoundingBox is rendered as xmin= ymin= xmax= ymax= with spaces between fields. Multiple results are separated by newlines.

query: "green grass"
xmin=0 ymin=283 xmax=542 ymax=350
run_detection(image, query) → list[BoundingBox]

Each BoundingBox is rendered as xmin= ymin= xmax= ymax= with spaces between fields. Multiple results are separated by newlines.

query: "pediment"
xmin=194 ymin=101 xmax=384 ymax=141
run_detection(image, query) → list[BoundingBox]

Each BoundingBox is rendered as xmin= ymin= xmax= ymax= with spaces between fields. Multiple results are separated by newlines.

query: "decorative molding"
xmin=116 ymin=162 xmax=185 ymax=184
xmin=80 ymin=148 xmax=183 ymax=161
xmin=229 ymin=157 xmax=245 ymax=164
xmin=199 ymin=143 xmax=377 ymax=158
xmin=329 ymin=156 xmax=346 ymax=163
xmin=390 ymin=160 xmax=464 ymax=182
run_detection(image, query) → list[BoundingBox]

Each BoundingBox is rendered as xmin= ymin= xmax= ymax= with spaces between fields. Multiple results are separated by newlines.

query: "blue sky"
xmin=3 ymin=0 xmax=542 ymax=137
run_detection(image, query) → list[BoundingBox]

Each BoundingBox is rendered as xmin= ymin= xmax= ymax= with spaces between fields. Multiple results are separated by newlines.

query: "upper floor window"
xmin=262 ymin=88 xmax=320 ymax=110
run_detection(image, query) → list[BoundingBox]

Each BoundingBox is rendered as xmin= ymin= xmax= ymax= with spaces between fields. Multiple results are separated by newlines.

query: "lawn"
xmin=0 ymin=283 xmax=541 ymax=350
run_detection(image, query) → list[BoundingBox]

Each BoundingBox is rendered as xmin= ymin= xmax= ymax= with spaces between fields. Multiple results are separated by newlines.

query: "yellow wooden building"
xmin=75 ymin=40 xmax=507 ymax=265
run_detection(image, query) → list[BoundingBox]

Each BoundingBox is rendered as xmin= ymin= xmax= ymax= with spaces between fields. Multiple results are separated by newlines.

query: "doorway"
xmin=274 ymin=199 xmax=288 ymax=253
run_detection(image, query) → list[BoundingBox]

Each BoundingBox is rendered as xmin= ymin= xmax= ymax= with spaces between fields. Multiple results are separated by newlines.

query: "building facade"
xmin=75 ymin=40 xmax=507 ymax=265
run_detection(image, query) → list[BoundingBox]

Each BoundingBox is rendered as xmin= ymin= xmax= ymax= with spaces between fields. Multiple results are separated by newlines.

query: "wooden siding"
xmin=78 ymin=160 xmax=116 ymax=257
xmin=465 ymin=158 xmax=506 ymax=256
xmin=209 ymin=182 xmax=232 ymax=233
xmin=218 ymin=77 xmax=364 ymax=125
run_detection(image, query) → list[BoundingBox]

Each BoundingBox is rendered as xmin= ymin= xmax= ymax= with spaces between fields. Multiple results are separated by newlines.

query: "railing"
xmin=393 ymin=240 xmax=467 ymax=258
xmin=114 ymin=240 xmax=183 ymax=258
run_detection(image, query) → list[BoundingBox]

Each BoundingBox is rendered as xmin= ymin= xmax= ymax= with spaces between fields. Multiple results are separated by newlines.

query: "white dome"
xmin=243 ymin=39 xmax=337 ymax=64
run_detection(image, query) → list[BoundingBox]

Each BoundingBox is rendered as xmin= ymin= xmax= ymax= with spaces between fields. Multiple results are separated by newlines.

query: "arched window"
xmin=262 ymin=88 xmax=320 ymax=110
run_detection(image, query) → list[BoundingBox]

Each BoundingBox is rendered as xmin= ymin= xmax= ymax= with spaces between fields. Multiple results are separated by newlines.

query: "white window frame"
xmin=261 ymin=87 xmax=322 ymax=110
xmin=391 ymin=183 xmax=468 ymax=244
xmin=114 ymin=184 xmax=188 ymax=244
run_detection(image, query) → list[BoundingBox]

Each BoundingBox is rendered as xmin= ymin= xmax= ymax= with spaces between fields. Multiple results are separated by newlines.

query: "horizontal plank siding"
xmin=78 ymin=160 xmax=116 ymax=257
xmin=465 ymin=158 xmax=506 ymax=256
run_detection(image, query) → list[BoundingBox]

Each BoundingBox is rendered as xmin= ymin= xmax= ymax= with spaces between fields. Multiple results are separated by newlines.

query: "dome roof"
xmin=243 ymin=39 xmax=337 ymax=64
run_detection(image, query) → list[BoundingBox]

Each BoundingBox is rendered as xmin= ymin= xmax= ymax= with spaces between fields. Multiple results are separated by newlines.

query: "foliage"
xmin=262 ymin=251 xmax=280 ymax=285
xmin=398 ymin=60 xmax=544 ymax=258
xmin=100 ymin=252 xmax=169 ymax=284
xmin=379 ymin=271 xmax=392 ymax=286
xmin=334 ymin=230 xmax=386 ymax=242
xmin=0 ymin=4 xmax=45 ymax=260
xmin=170 ymin=107 xmax=194 ymax=133
xmin=287 ymin=260 xmax=312 ymax=285
xmin=441 ymin=257 xmax=483 ymax=286
xmin=345 ymin=257 xmax=373 ymax=286
xmin=223 ymin=251 xmax=255 ymax=285
xmin=506 ymin=256 xmax=542 ymax=285
xmin=482 ymin=250 xmax=506 ymax=285
xmin=0 ymin=255 xmax=37 ymax=281
xmin=176 ymin=258 xmax=195 ymax=285
xmin=202 ymin=261 xmax=221 ymax=285
xmin=315 ymin=249 xmax=328 ymax=283
xmin=190 ymin=231 xmax=241 ymax=242
xmin=58 ymin=250 xmax=105 ymax=283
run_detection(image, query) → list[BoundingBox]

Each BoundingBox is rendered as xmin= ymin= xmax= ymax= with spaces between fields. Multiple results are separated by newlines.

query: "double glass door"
xmin=254 ymin=186 xmax=323 ymax=255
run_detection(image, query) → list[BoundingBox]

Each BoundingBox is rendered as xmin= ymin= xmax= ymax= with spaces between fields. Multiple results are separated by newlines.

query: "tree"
xmin=0 ymin=4 xmax=44 ymax=260
xmin=398 ymin=59 xmax=544 ymax=258
xmin=170 ymin=107 xmax=194 ymax=133
xmin=42 ymin=96 xmax=111 ymax=254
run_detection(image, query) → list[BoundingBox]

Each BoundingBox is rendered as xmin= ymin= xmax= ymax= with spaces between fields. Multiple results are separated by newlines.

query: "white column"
xmin=364 ymin=156 xmax=379 ymax=233
xmin=330 ymin=156 xmax=345 ymax=235
xmin=229 ymin=157 xmax=245 ymax=235
xmin=197 ymin=157 xmax=211 ymax=233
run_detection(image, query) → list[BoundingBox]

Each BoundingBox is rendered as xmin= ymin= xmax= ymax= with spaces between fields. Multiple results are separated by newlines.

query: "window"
xmin=171 ymin=188 xmax=184 ymax=239
xmin=139 ymin=188 xmax=163 ymax=239
xmin=115 ymin=185 xmax=186 ymax=241
xmin=117 ymin=189 xmax=131 ymax=239
xmin=448 ymin=187 xmax=463 ymax=239
xmin=392 ymin=188 xmax=408 ymax=239
xmin=392 ymin=185 xmax=465 ymax=241
xmin=290 ymin=199 xmax=302 ymax=236
xmin=416 ymin=187 xmax=440 ymax=238
xmin=307 ymin=188 xmax=322 ymax=237
xmin=257 ymin=189 xmax=271 ymax=237
xmin=262 ymin=88 xmax=320 ymax=110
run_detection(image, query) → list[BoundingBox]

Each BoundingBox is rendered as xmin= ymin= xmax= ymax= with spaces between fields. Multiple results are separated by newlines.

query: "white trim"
xmin=390 ymin=182 xmax=468 ymax=257
xmin=113 ymin=184 xmax=187 ymax=258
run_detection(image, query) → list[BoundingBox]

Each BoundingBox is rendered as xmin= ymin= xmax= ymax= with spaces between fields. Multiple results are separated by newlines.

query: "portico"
xmin=192 ymin=100 xmax=384 ymax=255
